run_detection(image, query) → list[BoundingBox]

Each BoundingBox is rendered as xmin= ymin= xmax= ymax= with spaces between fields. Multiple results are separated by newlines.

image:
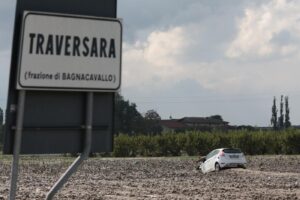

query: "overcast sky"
xmin=1 ymin=0 xmax=300 ymax=126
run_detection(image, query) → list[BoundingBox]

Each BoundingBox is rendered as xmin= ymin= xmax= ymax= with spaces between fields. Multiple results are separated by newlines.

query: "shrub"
xmin=137 ymin=135 xmax=157 ymax=156
xmin=113 ymin=130 xmax=300 ymax=157
xmin=158 ymin=132 xmax=182 ymax=156
xmin=282 ymin=129 xmax=300 ymax=154
xmin=113 ymin=134 xmax=137 ymax=157
xmin=184 ymin=131 xmax=199 ymax=156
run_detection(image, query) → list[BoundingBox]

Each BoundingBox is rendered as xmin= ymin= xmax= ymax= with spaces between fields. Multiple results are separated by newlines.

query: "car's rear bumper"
xmin=220 ymin=162 xmax=246 ymax=168
xmin=219 ymin=157 xmax=247 ymax=168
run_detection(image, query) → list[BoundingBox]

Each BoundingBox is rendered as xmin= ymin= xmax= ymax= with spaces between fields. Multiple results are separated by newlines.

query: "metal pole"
xmin=46 ymin=92 xmax=93 ymax=200
xmin=9 ymin=90 xmax=26 ymax=200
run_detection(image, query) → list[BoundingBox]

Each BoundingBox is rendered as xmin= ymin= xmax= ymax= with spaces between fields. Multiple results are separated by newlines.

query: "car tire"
xmin=215 ymin=163 xmax=221 ymax=172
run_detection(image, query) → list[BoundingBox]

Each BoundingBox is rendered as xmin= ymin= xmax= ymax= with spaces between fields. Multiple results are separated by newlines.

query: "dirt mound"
xmin=0 ymin=155 xmax=299 ymax=199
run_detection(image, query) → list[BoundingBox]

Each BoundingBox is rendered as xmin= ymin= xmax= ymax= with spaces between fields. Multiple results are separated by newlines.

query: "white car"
xmin=199 ymin=148 xmax=247 ymax=173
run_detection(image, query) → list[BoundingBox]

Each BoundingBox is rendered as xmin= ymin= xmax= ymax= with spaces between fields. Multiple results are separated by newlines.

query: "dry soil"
xmin=0 ymin=155 xmax=299 ymax=199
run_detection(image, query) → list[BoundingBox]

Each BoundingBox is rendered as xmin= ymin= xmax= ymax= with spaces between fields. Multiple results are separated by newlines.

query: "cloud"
xmin=122 ymin=0 xmax=300 ymax=95
xmin=123 ymin=26 xmax=255 ymax=94
xmin=123 ymin=27 xmax=188 ymax=89
xmin=144 ymin=27 xmax=187 ymax=67
xmin=121 ymin=1 xmax=247 ymax=91
xmin=226 ymin=0 xmax=300 ymax=59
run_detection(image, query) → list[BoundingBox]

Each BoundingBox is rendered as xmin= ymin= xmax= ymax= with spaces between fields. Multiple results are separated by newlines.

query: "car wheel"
xmin=215 ymin=163 xmax=221 ymax=172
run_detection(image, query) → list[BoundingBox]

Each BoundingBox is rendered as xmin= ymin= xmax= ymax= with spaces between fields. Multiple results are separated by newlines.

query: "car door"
xmin=206 ymin=150 xmax=220 ymax=172
xmin=203 ymin=150 xmax=215 ymax=173
xmin=201 ymin=151 xmax=211 ymax=173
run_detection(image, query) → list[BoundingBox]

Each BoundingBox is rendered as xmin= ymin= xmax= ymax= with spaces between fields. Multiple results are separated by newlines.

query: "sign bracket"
xmin=46 ymin=92 xmax=94 ymax=199
xmin=8 ymin=91 xmax=94 ymax=199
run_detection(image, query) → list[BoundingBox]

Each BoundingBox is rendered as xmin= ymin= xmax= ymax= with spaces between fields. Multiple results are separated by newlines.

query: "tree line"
xmin=115 ymin=94 xmax=163 ymax=135
xmin=0 ymin=94 xmax=295 ymax=148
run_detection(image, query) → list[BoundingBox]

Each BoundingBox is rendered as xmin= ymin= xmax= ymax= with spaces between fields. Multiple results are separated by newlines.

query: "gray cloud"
xmin=119 ymin=0 xmax=257 ymax=62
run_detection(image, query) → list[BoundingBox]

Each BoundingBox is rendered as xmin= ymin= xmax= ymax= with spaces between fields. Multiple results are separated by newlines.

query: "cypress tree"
xmin=271 ymin=97 xmax=277 ymax=130
xmin=278 ymin=95 xmax=284 ymax=129
xmin=284 ymin=96 xmax=291 ymax=128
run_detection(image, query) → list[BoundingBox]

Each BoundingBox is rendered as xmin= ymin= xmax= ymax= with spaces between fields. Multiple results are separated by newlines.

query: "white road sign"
xmin=17 ymin=11 xmax=122 ymax=91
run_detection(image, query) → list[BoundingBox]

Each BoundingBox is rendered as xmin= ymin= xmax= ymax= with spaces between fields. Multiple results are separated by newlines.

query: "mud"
xmin=0 ymin=155 xmax=299 ymax=199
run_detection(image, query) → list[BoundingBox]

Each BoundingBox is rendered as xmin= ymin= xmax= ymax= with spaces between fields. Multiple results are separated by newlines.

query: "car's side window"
xmin=206 ymin=150 xmax=219 ymax=159
xmin=206 ymin=150 xmax=215 ymax=159
xmin=206 ymin=152 xmax=211 ymax=159
xmin=213 ymin=150 xmax=219 ymax=156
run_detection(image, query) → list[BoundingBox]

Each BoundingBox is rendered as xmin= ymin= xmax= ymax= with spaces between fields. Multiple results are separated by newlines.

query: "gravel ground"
xmin=0 ymin=155 xmax=299 ymax=199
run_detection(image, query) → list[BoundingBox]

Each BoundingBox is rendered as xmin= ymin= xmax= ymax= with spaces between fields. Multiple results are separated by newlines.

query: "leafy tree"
xmin=144 ymin=109 xmax=162 ymax=135
xmin=285 ymin=96 xmax=291 ymax=128
xmin=115 ymin=94 xmax=144 ymax=135
xmin=278 ymin=95 xmax=284 ymax=129
xmin=271 ymin=97 xmax=278 ymax=130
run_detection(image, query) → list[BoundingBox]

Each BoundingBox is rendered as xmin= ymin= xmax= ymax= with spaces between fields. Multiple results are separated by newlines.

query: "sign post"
xmin=3 ymin=0 xmax=121 ymax=199
xmin=9 ymin=90 xmax=26 ymax=200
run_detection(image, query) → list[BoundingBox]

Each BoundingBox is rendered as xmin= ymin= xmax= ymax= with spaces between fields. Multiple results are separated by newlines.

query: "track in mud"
xmin=0 ymin=155 xmax=299 ymax=199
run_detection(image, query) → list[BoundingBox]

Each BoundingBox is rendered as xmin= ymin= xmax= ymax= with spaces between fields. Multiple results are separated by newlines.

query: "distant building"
xmin=160 ymin=117 xmax=229 ymax=132
xmin=178 ymin=117 xmax=229 ymax=128
xmin=160 ymin=119 xmax=187 ymax=132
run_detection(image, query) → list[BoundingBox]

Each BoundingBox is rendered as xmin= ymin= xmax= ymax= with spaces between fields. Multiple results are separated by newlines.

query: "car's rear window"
xmin=223 ymin=148 xmax=242 ymax=153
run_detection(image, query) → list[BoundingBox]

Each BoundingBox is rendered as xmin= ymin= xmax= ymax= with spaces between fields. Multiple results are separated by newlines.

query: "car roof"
xmin=215 ymin=148 xmax=241 ymax=151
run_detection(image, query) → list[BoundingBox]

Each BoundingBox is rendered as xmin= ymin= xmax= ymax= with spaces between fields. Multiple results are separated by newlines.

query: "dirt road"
xmin=0 ymin=155 xmax=299 ymax=199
